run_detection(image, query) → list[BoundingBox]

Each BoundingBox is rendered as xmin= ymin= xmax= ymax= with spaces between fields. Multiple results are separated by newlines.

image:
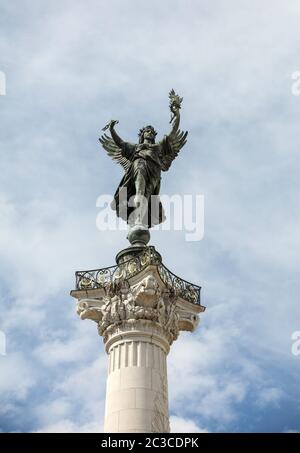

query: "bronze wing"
xmin=160 ymin=129 xmax=188 ymax=172
xmin=99 ymin=134 xmax=131 ymax=172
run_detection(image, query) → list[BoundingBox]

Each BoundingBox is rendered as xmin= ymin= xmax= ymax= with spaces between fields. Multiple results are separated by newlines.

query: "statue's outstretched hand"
xmin=102 ymin=119 xmax=119 ymax=131
xmin=169 ymin=89 xmax=182 ymax=124
xmin=170 ymin=104 xmax=179 ymax=120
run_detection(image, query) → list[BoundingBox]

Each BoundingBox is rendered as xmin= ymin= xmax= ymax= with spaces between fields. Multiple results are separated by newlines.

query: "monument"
xmin=70 ymin=90 xmax=205 ymax=433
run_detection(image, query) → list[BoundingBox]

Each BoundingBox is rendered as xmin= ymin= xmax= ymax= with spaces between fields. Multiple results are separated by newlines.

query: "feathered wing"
xmin=99 ymin=134 xmax=131 ymax=172
xmin=160 ymin=129 xmax=188 ymax=171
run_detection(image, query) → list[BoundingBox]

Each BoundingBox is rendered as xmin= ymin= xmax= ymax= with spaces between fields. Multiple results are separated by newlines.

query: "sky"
xmin=0 ymin=0 xmax=300 ymax=433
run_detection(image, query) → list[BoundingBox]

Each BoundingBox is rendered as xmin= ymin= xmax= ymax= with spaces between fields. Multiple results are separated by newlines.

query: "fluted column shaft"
xmin=104 ymin=330 xmax=169 ymax=433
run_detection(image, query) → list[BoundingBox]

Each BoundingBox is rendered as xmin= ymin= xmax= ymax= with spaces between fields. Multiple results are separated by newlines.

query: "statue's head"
xmin=138 ymin=125 xmax=157 ymax=144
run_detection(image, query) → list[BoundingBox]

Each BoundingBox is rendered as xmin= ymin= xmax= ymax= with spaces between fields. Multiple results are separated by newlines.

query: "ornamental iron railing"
xmin=75 ymin=246 xmax=202 ymax=306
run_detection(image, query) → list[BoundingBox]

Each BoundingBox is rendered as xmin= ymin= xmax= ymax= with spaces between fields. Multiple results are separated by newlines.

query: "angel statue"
xmin=99 ymin=90 xmax=188 ymax=245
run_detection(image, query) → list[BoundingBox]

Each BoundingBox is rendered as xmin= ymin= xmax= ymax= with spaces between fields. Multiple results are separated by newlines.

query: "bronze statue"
xmin=99 ymin=90 xmax=188 ymax=243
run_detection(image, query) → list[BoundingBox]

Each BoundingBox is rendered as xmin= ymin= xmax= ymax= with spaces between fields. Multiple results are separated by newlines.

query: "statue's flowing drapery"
xmin=111 ymin=141 xmax=166 ymax=227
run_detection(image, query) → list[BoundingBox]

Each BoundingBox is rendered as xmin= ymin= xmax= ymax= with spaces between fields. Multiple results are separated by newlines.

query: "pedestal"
xmin=71 ymin=246 xmax=205 ymax=433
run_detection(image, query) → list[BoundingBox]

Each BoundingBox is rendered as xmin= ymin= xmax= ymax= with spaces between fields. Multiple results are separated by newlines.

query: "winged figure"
xmin=99 ymin=90 xmax=188 ymax=228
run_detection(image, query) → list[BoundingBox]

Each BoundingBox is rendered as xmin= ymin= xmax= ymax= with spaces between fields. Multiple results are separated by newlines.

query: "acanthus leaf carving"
xmin=76 ymin=272 xmax=199 ymax=346
xmin=95 ymin=273 xmax=180 ymax=343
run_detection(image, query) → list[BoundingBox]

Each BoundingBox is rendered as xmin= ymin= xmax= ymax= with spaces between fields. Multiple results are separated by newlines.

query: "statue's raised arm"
xmin=99 ymin=120 xmax=132 ymax=172
xmin=159 ymin=89 xmax=188 ymax=172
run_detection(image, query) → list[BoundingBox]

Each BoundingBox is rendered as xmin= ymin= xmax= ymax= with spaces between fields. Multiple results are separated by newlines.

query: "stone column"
xmin=104 ymin=319 xmax=170 ymax=433
xmin=71 ymin=246 xmax=205 ymax=433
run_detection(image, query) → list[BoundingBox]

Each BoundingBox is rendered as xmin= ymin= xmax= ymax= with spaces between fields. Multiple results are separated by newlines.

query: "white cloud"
xmin=33 ymin=357 xmax=106 ymax=433
xmin=34 ymin=419 xmax=102 ymax=433
xmin=170 ymin=416 xmax=209 ymax=433
xmin=33 ymin=332 xmax=98 ymax=366
xmin=256 ymin=387 xmax=285 ymax=409
xmin=0 ymin=353 xmax=36 ymax=401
